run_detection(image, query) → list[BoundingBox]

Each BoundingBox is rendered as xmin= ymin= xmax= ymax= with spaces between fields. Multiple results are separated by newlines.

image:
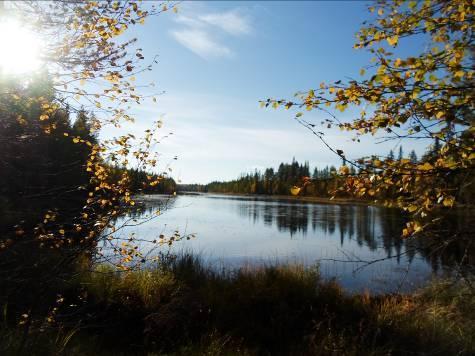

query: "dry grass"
xmin=2 ymin=255 xmax=474 ymax=355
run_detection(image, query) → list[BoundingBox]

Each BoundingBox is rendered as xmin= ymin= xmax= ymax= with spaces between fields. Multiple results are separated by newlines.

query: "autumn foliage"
xmin=1 ymin=1 xmax=179 ymax=267
xmin=265 ymin=0 xmax=474 ymax=236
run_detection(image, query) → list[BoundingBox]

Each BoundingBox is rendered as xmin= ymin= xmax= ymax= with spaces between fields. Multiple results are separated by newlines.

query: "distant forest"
xmin=178 ymin=141 xmax=473 ymax=204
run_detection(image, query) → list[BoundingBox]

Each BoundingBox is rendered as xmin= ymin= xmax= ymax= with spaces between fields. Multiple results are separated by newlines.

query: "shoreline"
xmin=177 ymin=191 xmax=475 ymax=210
xmin=178 ymin=191 xmax=374 ymax=206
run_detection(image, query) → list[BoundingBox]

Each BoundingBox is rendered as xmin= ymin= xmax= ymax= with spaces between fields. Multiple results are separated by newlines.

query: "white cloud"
xmin=174 ymin=15 xmax=205 ymax=29
xmin=199 ymin=11 xmax=252 ymax=36
xmin=169 ymin=7 xmax=252 ymax=60
xmin=170 ymin=29 xmax=232 ymax=59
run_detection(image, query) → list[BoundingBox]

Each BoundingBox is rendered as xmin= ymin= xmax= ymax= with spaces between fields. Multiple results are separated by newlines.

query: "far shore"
xmin=177 ymin=191 xmax=374 ymax=206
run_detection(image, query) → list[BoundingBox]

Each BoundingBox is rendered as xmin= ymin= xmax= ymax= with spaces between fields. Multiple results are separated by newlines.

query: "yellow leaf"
xmin=407 ymin=205 xmax=418 ymax=212
xmin=419 ymin=162 xmax=433 ymax=171
xmin=339 ymin=165 xmax=350 ymax=175
xmin=443 ymin=196 xmax=455 ymax=207
xmin=386 ymin=35 xmax=398 ymax=47
xmin=290 ymin=186 xmax=301 ymax=196
xmin=413 ymin=222 xmax=423 ymax=233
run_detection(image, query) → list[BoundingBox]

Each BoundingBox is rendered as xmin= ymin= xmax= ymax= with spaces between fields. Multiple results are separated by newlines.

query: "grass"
xmin=1 ymin=254 xmax=474 ymax=355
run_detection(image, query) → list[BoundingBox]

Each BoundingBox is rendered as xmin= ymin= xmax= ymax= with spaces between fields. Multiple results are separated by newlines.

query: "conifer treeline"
xmin=178 ymin=143 xmax=474 ymax=203
xmin=0 ymin=81 xmax=98 ymax=215
xmin=187 ymin=158 xmax=344 ymax=197
xmin=208 ymin=159 xmax=312 ymax=195
xmin=0 ymin=79 xmax=175 ymax=228
xmin=0 ymin=104 xmax=175 ymax=211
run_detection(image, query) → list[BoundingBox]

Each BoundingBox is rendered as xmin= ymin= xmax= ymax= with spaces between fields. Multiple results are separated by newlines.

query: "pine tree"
xmin=388 ymin=149 xmax=395 ymax=160
xmin=398 ymin=146 xmax=403 ymax=161
xmin=312 ymin=167 xmax=319 ymax=179
xmin=409 ymin=150 xmax=418 ymax=164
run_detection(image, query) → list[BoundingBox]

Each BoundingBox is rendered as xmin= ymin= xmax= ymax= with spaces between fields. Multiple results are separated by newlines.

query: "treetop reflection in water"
xmin=105 ymin=193 xmax=472 ymax=293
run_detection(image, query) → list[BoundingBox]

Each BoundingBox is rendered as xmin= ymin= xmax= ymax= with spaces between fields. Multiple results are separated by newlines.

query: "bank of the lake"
xmin=178 ymin=191 xmax=374 ymax=206
xmin=3 ymin=254 xmax=474 ymax=355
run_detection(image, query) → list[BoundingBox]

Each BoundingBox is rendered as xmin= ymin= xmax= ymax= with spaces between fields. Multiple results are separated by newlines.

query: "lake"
xmin=106 ymin=193 xmax=461 ymax=293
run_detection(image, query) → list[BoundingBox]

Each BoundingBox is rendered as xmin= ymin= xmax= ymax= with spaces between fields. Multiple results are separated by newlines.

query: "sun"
xmin=0 ymin=19 xmax=42 ymax=75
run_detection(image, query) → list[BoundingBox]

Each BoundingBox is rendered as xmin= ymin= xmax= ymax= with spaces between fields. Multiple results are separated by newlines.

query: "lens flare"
xmin=0 ymin=19 xmax=42 ymax=75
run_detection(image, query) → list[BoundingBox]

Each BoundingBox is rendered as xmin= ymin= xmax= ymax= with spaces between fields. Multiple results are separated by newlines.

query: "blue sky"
xmin=106 ymin=1 xmax=430 ymax=184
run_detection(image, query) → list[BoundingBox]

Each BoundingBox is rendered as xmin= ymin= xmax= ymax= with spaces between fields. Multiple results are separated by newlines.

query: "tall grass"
xmin=1 ymin=254 xmax=474 ymax=355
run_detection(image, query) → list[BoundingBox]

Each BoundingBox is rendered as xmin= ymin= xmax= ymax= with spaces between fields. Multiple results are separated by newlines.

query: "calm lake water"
xmin=106 ymin=193 xmax=460 ymax=293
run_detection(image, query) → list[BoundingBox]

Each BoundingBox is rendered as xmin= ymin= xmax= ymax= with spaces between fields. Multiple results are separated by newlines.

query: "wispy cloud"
xmin=169 ymin=8 xmax=252 ymax=59
xmin=170 ymin=29 xmax=232 ymax=59
xmin=199 ymin=11 xmax=252 ymax=36
xmin=174 ymin=15 xmax=205 ymax=29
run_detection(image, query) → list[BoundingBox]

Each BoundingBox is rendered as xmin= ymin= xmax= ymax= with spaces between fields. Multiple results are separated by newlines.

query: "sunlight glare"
xmin=0 ymin=19 xmax=42 ymax=75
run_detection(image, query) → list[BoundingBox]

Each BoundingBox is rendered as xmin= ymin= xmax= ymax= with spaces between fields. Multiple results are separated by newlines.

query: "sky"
xmin=103 ymin=1 xmax=431 ymax=184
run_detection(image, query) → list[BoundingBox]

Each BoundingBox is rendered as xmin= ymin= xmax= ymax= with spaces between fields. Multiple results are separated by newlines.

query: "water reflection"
xmin=219 ymin=195 xmax=472 ymax=273
xmin=234 ymin=198 xmax=398 ymax=251
xmin=110 ymin=194 xmax=473 ymax=292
